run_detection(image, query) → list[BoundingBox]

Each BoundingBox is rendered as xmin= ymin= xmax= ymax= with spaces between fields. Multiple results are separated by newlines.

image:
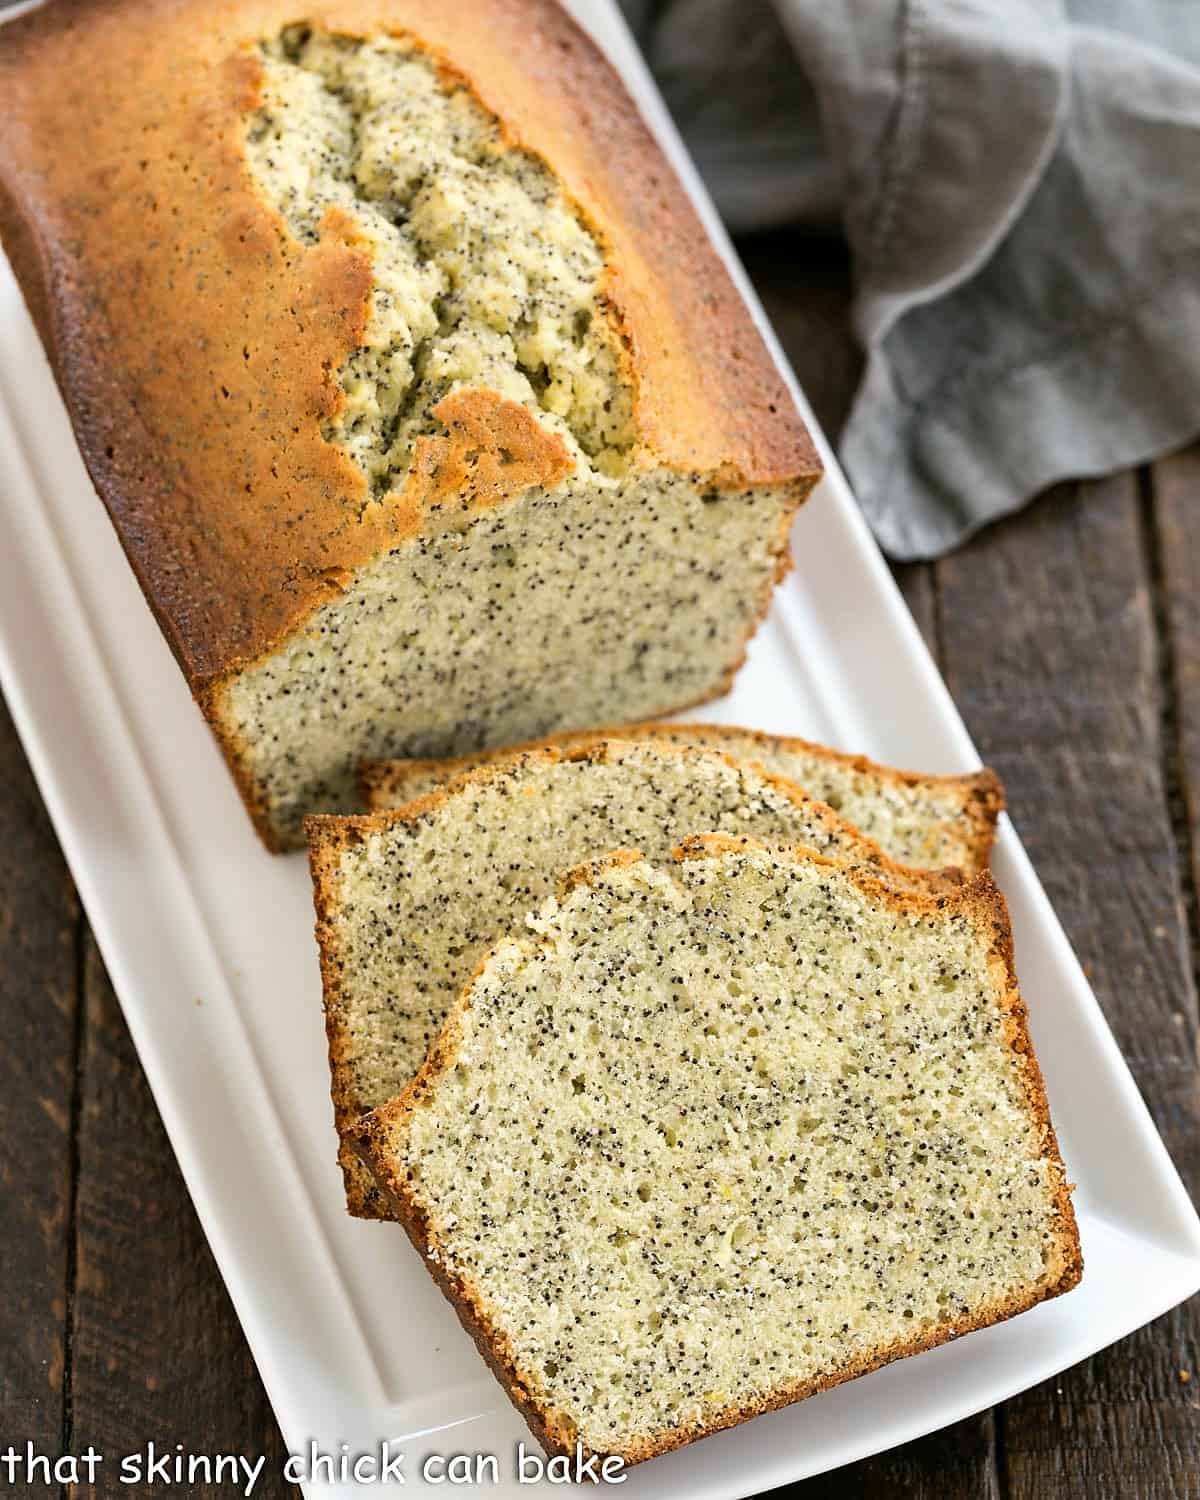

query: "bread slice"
xmin=361 ymin=721 xmax=1004 ymax=876
xmin=354 ymin=837 xmax=1080 ymax=1465
xmin=0 ymin=2 xmax=819 ymax=850
xmin=308 ymin=740 xmax=953 ymax=1218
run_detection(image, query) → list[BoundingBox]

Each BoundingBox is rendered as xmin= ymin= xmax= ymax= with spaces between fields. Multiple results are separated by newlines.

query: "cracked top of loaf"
xmin=0 ymin=0 xmax=820 ymax=690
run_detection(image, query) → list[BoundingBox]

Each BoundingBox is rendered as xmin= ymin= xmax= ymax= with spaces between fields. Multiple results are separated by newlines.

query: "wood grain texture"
xmin=0 ymin=695 xmax=78 ymax=1452
xmin=1154 ymin=447 xmax=1200 ymax=935
xmin=937 ymin=471 xmax=1200 ymax=1500
xmin=66 ymin=935 xmax=295 ymax=1496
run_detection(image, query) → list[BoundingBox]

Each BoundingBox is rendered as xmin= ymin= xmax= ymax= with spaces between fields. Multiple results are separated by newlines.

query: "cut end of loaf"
xmin=209 ymin=25 xmax=815 ymax=849
xmin=220 ymin=470 xmax=803 ymax=849
xmin=355 ymin=839 xmax=1080 ymax=1463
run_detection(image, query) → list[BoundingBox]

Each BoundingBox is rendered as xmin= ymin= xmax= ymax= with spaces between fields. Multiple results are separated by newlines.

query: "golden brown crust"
xmin=306 ymin=818 xmax=384 ymax=1215
xmin=0 ymin=0 xmax=820 ymax=704
xmin=354 ymin=836 xmax=1081 ymax=1465
xmin=397 ymin=389 xmax=576 ymax=524
xmin=556 ymin=844 xmax=646 ymax=896
xmin=310 ymin=736 xmax=954 ymax=1217
xmin=200 ymin=680 xmax=291 ymax=852
xmin=360 ymin=718 xmax=1006 ymax=875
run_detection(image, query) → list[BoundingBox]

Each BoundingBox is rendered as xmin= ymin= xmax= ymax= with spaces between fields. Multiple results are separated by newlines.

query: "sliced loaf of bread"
xmin=309 ymin=740 xmax=952 ymax=1217
xmin=360 ymin=722 xmax=1004 ymax=876
xmin=355 ymin=837 xmax=1080 ymax=1465
xmin=0 ymin=4 xmax=820 ymax=850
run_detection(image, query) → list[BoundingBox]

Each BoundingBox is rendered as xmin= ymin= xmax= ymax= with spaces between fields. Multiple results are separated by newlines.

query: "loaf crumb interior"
xmin=320 ymin=742 xmax=930 ymax=1208
xmin=365 ymin=724 xmax=1001 ymax=874
xmin=247 ymin=25 xmax=634 ymax=490
xmin=366 ymin=846 xmax=1075 ymax=1458
xmin=223 ymin=28 xmax=798 ymax=844
xmin=225 ymin=479 xmax=793 ymax=841
xmin=645 ymin=728 xmax=992 ymax=873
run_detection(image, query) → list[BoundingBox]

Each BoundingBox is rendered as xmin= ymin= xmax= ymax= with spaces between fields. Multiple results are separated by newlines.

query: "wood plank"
xmin=936 ymin=471 xmax=1200 ymax=1499
xmin=0 ymin=694 xmax=78 ymax=1453
xmin=1153 ymin=445 xmax=1200 ymax=923
xmin=66 ymin=934 xmax=295 ymax=1495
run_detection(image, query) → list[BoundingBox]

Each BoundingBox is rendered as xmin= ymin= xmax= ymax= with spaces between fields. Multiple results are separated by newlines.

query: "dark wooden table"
xmin=3 ymin=238 xmax=1198 ymax=1497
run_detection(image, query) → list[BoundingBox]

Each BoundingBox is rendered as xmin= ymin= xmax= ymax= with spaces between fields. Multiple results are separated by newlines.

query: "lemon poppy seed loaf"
xmin=356 ymin=837 xmax=1080 ymax=1464
xmin=308 ymin=740 xmax=948 ymax=1218
xmin=0 ymin=0 xmax=819 ymax=849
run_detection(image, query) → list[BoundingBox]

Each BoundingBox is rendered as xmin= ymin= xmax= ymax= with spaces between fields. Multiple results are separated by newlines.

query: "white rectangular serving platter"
xmin=1 ymin=2 xmax=1198 ymax=1496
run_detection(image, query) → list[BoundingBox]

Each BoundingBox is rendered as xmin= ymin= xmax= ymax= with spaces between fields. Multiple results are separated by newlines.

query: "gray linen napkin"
xmin=623 ymin=0 xmax=1200 ymax=559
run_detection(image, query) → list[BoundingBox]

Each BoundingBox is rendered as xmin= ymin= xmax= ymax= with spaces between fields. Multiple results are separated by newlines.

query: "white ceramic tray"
xmin=1 ymin=3 xmax=1198 ymax=1496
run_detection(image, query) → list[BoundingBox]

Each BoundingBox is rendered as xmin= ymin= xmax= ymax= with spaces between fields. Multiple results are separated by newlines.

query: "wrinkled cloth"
xmin=622 ymin=0 xmax=1200 ymax=558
